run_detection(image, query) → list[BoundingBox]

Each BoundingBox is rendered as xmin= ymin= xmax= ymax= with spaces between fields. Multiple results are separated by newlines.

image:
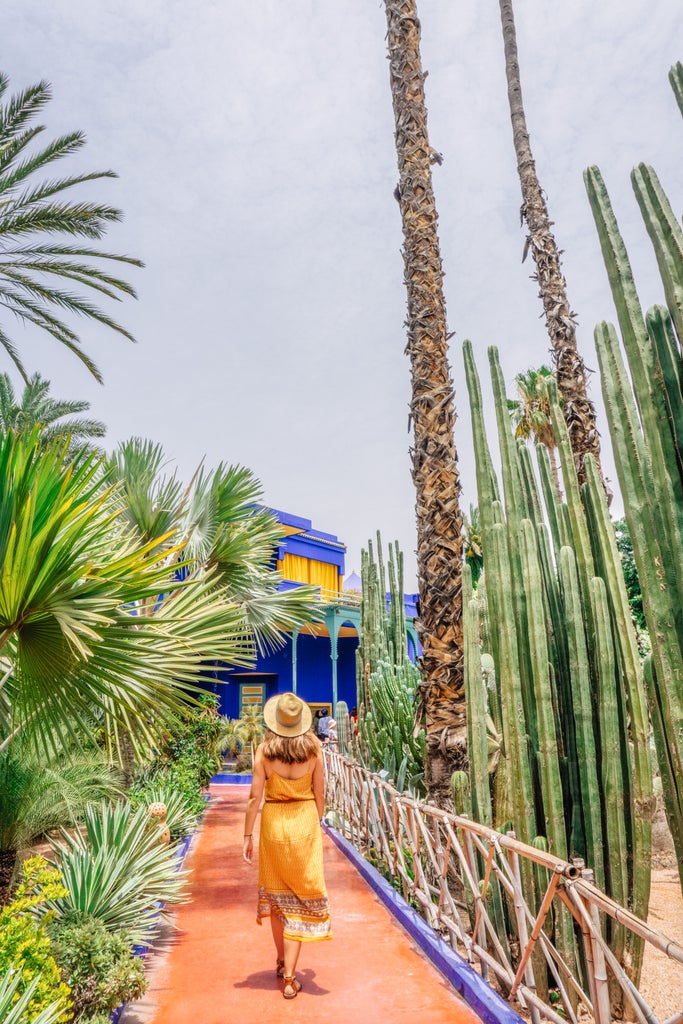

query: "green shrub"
xmin=154 ymin=693 xmax=224 ymax=788
xmin=0 ymin=857 xmax=71 ymax=1021
xmin=131 ymin=755 xmax=206 ymax=822
xmin=49 ymin=916 xmax=146 ymax=1021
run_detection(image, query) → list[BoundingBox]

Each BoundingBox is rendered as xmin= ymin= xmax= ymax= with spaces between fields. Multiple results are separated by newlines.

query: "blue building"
xmin=206 ymin=509 xmax=419 ymax=720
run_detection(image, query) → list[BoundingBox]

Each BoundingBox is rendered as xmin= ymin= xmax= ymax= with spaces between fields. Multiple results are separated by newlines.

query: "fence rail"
xmin=324 ymin=751 xmax=683 ymax=1024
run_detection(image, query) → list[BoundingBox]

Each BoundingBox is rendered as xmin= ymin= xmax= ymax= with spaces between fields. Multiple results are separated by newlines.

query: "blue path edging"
xmin=109 ymin=826 xmax=199 ymax=1022
xmin=322 ymin=823 xmax=523 ymax=1024
xmin=211 ymin=773 xmax=252 ymax=785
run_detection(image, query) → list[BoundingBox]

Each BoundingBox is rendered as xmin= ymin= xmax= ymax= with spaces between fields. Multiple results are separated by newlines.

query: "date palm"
xmin=0 ymin=372 xmax=105 ymax=450
xmin=383 ymin=0 xmax=465 ymax=806
xmin=498 ymin=0 xmax=605 ymax=489
xmin=0 ymin=71 xmax=141 ymax=382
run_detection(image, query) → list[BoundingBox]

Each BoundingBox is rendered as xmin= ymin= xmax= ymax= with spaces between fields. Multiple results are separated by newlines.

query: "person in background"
xmin=317 ymin=707 xmax=332 ymax=743
xmin=243 ymin=693 xmax=332 ymax=999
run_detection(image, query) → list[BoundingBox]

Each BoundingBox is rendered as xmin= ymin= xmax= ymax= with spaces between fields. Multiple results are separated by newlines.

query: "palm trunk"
xmin=383 ymin=0 xmax=465 ymax=806
xmin=0 ymin=848 xmax=17 ymax=905
xmin=498 ymin=0 xmax=606 ymax=491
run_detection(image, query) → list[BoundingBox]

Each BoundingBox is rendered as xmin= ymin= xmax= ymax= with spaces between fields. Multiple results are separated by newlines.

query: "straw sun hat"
xmin=263 ymin=692 xmax=312 ymax=738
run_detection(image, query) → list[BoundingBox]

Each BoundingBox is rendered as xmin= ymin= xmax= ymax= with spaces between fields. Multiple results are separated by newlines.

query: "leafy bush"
xmin=128 ymin=784 xmax=201 ymax=842
xmin=130 ymin=757 xmax=206 ymax=823
xmin=42 ymin=801 xmax=188 ymax=945
xmin=154 ymin=693 xmax=224 ymax=787
xmin=0 ymin=858 xmax=71 ymax=1021
xmin=49 ymin=916 xmax=146 ymax=1022
xmin=0 ymin=970 xmax=67 ymax=1024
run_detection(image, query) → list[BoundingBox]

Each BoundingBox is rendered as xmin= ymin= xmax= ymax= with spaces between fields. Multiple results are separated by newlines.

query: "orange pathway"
xmin=123 ymin=784 xmax=482 ymax=1024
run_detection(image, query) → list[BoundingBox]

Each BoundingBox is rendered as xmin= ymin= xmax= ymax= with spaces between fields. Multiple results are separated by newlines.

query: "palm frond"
xmin=0 ymin=72 xmax=141 ymax=376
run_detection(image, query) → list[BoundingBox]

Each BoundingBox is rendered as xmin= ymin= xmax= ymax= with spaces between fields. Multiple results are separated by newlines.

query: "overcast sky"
xmin=3 ymin=1 xmax=683 ymax=587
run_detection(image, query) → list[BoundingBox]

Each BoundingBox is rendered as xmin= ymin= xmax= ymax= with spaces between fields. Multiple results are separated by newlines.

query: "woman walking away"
xmin=243 ymin=693 xmax=332 ymax=999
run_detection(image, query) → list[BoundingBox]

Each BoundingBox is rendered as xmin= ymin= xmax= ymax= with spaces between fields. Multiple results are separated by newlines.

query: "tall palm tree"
xmin=497 ymin=1 xmax=605 ymax=489
xmin=0 ymin=72 xmax=142 ymax=382
xmin=507 ymin=365 xmax=562 ymax=497
xmin=0 ymin=372 xmax=105 ymax=450
xmin=383 ymin=0 xmax=465 ymax=806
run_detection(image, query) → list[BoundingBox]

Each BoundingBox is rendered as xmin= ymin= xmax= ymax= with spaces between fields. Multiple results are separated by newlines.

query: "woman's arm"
xmin=311 ymin=750 xmax=325 ymax=820
xmin=243 ymin=746 xmax=266 ymax=864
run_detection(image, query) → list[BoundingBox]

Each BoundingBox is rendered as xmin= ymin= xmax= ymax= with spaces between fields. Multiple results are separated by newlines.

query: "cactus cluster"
xmin=463 ymin=340 xmax=653 ymax=989
xmin=353 ymin=535 xmax=426 ymax=794
xmin=584 ymin=84 xmax=683 ymax=895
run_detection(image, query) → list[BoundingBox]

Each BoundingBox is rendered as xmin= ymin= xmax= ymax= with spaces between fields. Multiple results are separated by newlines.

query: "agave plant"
xmin=43 ymin=801 xmax=188 ymax=945
xmin=0 ymin=971 xmax=67 ymax=1024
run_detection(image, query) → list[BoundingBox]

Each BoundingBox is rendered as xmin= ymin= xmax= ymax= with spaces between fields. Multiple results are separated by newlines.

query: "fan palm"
xmin=507 ymin=366 xmax=562 ymax=497
xmin=0 ymin=738 xmax=122 ymax=904
xmin=0 ymin=430 xmax=258 ymax=760
xmin=104 ymin=439 xmax=321 ymax=651
xmin=0 ymin=72 xmax=142 ymax=381
xmin=0 ymin=372 xmax=105 ymax=451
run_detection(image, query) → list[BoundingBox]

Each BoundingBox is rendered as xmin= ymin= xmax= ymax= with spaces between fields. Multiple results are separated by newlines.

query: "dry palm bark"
xmin=498 ymin=0 xmax=605 ymax=488
xmin=383 ymin=0 xmax=465 ymax=804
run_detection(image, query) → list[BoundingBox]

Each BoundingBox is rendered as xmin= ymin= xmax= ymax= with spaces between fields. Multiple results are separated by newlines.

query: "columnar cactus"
xmin=353 ymin=536 xmax=426 ymax=794
xmin=585 ymin=156 xmax=683 ymax=898
xmin=463 ymin=338 xmax=652 ymax=989
xmin=335 ymin=699 xmax=351 ymax=755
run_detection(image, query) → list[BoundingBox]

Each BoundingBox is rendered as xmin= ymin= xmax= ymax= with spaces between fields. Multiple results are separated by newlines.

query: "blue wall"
xmin=205 ymin=630 xmax=359 ymax=719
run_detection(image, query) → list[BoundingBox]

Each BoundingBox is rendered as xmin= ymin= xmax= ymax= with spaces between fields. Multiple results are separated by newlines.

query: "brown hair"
xmin=261 ymin=728 xmax=320 ymax=764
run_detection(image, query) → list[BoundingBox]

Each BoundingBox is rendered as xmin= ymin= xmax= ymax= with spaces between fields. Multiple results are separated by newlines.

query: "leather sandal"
xmin=276 ymin=958 xmax=285 ymax=978
xmin=282 ymin=975 xmax=301 ymax=999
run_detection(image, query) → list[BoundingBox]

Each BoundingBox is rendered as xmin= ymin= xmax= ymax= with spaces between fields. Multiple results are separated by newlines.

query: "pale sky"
xmin=3 ymin=1 xmax=682 ymax=587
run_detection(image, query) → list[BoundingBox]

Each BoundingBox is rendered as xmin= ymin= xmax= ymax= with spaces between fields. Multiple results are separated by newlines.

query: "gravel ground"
xmin=639 ymin=800 xmax=683 ymax=1018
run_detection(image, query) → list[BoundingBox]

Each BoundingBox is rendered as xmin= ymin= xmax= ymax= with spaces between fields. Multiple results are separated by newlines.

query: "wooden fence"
xmin=324 ymin=751 xmax=683 ymax=1024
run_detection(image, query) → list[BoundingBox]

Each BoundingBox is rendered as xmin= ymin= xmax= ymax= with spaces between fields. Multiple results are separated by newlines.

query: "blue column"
xmin=292 ymin=628 xmax=299 ymax=694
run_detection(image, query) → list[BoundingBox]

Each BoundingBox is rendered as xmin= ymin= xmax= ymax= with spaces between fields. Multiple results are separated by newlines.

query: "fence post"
xmin=507 ymin=833 xmax=541 ymax=1024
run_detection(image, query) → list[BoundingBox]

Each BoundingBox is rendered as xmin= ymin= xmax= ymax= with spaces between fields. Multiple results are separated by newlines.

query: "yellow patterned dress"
xmin=257 ymin=770 xmax=332 ymax=942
